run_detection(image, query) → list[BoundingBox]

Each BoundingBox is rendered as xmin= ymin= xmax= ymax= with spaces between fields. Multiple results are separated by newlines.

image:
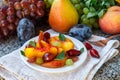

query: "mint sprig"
xmin=80 ymin=48 xmax=84 ymax=53
xmin=29 ymin=41 xmax=36 ymax=47
xmin=56 ymin=51 xmax=65 ymax=60
xmin=59 ymin=33 xmax=66 ymax=41
xmin=20 ymin=50 xmax=25 ymax=56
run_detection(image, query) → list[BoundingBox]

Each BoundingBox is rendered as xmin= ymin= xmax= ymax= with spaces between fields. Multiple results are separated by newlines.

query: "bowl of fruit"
xmin=19 ymin=31 xmax=88 ymax=73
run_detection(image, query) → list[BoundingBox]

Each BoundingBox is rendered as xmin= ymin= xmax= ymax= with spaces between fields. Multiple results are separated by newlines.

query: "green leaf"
xmin=87 ymin=12 xmax=97 ymax=18
xmin=109 ymin=0 xmax=115 ymax=5
xmin=91 ymin=0 xmax=97 ymax=5
xmin=85 ymin=0 xmax=91 ymax=7
xmin=80 ymin=48 xmax=84 ymax=53
xmin=29 ymin=41 xmax=36 ymax=47
xmin=101 ymin=1 xmax=105 ymax=6
xmin=20 ymin=50 xmax=25 ymax=56
xmin=59 ymin=33 xmax=66 ymax=41
xmin=98 ymin=9 xmax=106 ymax=18
xmin=56 ymin=51 xmax=65 ymax=60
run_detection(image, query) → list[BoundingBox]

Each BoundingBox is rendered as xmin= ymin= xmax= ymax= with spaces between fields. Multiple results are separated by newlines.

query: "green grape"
xmin=81 ymin=14 xmax=87 ymax=21
xmin=48 ymin=0 xmax=54 ymax=5
xmin=74 ymin=4 xmax=81 ymax=10
xmin=89 ymin=18 xmax=96 ymax=24
xmin=66 ymin=59 xmax=73 ymax=66
xmin=89 ymin=7 xmax=96 ymax=12
xmin=83 ymin=7 xmax=89 ymax=14
xmin=35 ymin=58 xmax=43 ymax=65
xmin=79 ymin=2 xmax=85 ymax=8
xmin=82 ymin=18 xmax=90 ymax=24
xmin=71 ymin=0 xmax=79 ymax=4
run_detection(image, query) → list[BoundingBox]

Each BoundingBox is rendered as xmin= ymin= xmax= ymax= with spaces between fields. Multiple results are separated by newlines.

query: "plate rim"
xmin=19 ymin=33 xmax=88 ymax=73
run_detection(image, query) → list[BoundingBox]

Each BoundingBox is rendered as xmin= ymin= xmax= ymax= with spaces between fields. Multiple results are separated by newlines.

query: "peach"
xmin=24 ymin=48 xmax=35 ymax=59
xmin=99 ymin=6 xmax=120 ymax=34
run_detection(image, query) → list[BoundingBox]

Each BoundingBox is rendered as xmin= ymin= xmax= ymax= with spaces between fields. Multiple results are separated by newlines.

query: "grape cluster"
xmin=0 ymin=0 xmax=45 ymax=39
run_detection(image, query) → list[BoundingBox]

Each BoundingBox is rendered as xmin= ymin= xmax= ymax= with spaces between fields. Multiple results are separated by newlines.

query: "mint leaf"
xmin=109 ymin=0 xmax=115 ymax=5
xmin=59 ymin=33 xmax=66 ymax=41
xmin=87 ymin=12 xmax=97 ymax=18
xmin=80 ymin=48 xmax=84 ymax=53
xmin=29 ymin=41 xmax=36 ymax=47
xmin=98 ymin=9 xmax=106 ymax=18
xmin=20 ymin=50 xmax=25 ymax=56
xmin=91 ymin=0 xmax=97 ymax=5
xmin=56 ymin=51 xmax=65 ymax=60
xmin=85 ymin=0 xmax=91 ymax=7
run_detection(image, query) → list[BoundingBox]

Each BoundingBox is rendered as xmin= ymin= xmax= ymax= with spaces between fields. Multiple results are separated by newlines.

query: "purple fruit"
xmin=17 ymin=18 xmax=35 ymax=45
xmin=68 ymin=24 xmax=92 ymax=42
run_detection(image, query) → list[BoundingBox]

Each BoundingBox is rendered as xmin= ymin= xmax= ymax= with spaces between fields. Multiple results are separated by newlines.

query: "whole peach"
xmin=99 ymin=6 xmax=120 ymax=34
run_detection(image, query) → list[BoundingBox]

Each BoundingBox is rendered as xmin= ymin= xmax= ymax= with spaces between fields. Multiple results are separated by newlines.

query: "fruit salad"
xmin=20 ymin=31 xmax=84 ymax=68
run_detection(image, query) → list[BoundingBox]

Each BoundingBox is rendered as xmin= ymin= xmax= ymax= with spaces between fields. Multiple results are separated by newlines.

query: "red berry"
xmin=44 ymin=32 xmax=50 ymax=39
xmin=90 ymin=49 xmax=100 ymax=58
xmin=66 ymin=49 xmax=81 ymax=56
xmin=43 ymin=32 xmax=50 ymax=43
xmin=84 ymin=42 xmax=93 ymax=50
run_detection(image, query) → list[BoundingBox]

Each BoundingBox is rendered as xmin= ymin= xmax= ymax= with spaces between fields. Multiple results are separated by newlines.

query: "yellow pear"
xmin=49 ymin=0 xmax=79 ymax=33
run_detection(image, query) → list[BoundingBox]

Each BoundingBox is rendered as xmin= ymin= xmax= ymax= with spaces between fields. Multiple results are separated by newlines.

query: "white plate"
xmin=19 ymin=33 xmax=88 ymax=73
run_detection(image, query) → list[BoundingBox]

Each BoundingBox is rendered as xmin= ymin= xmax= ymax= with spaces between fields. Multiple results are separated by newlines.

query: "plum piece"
xmin=17 ymin=18 xmax=35 ymax=45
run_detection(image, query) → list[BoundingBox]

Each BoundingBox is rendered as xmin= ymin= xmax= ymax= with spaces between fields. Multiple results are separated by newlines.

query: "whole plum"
xmin=68 ymin=24 xmax=92 ymax=42
xmin=17 ymin=18 xmax=35 ymax=45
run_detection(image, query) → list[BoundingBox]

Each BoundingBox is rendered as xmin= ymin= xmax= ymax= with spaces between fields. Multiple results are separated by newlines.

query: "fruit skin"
xmin=43 ymin=52 xmax=56 ymax=62
xmin=68 ymin=24 xmax=92 ymax=42
xmin=66 ymin=49 xmax=81 ymax=56
xmin=84 ymin=42 xmax=93 ymax=50
xmin=24 ymin=48 xmax=35 ymax=59
xmin=41 ymin=58 xmax=66 ymax=68
xmin=49 ymin=0 xmax=79 ymax=33
xmin=35 ymin=58 xmax=43 ymax=65
xmin=17 ymin=18 xmax=35 ymax=45
xmin=99 ymin=6 xmax=120 ymax=34
xmin=65 ymin=59 xmax=73 ymax=66
xmin=90 ymin=48 xmax=100 ymax=58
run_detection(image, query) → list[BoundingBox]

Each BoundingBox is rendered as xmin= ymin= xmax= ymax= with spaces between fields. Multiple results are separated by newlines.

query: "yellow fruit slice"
xmin=24 ymin=48 xmax=35 ymax=59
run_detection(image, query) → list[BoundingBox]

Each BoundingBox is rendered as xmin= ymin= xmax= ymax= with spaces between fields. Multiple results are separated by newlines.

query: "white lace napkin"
xmin=0 ymin=29 xmax=119 ymax=80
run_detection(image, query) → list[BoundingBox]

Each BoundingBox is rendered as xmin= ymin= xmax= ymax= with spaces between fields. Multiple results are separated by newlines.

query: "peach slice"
xmin=41 ymin=59 xmax=66 ymax=68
